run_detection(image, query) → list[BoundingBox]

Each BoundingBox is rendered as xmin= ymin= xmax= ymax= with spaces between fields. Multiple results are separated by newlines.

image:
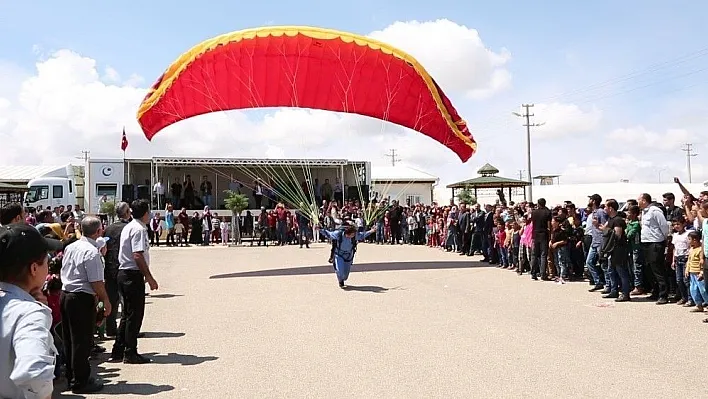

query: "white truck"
xmin=25 ymin=160 xmax=126 ymax=213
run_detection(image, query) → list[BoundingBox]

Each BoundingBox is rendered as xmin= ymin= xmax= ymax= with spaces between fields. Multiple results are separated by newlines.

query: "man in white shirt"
xmin=153 ymin=179 xmax=165 ymax=210
xmin=334 ymin=178 xmax=343 ymax=205
xmin=1 ymin=223 xmax=62 ymax=399
xmin=110 ymin=199 xmax=158 ymax=364
xmin=638 ymin=193 xmax=670 ymax=304
xmin=60 ymin=216 xmax=110 ymax=394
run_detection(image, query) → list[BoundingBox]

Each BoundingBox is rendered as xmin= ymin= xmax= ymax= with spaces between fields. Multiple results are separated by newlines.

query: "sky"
xmin=1 ymin=0 xmax=708 ymax=187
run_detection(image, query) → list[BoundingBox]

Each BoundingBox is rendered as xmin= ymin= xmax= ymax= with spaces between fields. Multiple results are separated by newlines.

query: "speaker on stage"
xmin=136 ymin=185 xmax=151 ymax=201
xmin=121 ymin=184 xmax=134 ymax=203
xmin=346 ymin=185 xmax=369 ymax=202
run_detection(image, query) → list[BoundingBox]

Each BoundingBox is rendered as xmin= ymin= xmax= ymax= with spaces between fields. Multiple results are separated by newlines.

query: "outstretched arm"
xmin=318 ymin=229 xmax=337 ymax=240
xmin=674 ymin=177 xmax=693 ymax=197
xmin=357 ymin=228 xmax=376 ymax=241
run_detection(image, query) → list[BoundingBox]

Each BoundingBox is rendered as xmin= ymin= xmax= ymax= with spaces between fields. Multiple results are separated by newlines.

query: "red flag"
xmin=121 ymin=128 xmax=128 ymax=152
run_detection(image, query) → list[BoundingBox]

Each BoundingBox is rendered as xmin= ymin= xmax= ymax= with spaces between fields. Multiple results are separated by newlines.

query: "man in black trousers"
xmin=110 ymin=199 xmax=159 ymax=364
xmin=102 ymin=202 xmax=131 ymax=338
xmin=389 ymin=200 xmax=403 ymax=245
xmin=60 ymin=216 xmax=111 ymax=394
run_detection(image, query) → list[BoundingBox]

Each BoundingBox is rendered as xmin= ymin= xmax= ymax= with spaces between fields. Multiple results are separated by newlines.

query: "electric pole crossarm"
xmin=384 ymin=149 xmax=401 ymax=167
xmin=681 ymin=143 xmax=698 ymax=183
xmin=513 ymin=104 xmax=544 ymax=203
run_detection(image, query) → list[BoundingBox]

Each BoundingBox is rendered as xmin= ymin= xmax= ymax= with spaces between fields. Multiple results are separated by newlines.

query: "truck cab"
xmin=25 ymin=177 xmax=77 ymax=210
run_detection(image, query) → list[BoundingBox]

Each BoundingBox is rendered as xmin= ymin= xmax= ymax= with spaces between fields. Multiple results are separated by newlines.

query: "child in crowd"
xmin=436 ymin=216 xmax=445 ymax=249
xmin=570 ymin=217 xmax=585 ymax=280
xmin=504 ymin=220 xmax=514 ymax=270
xmin=685 ymin=231 xmax=707 ymax=312
xmin=174 ymin=221 xmax=185 ymax=246
xmin=220 ymin=219 xmax=230 ymax=245
xmin=671 ymin=217 xmax=691 ymax=305
xmin=518 ymin=217 xmax=533 ymax=275
xmin=43 ymin=256 xmax=63 ymax=379
xmin=551 ymin=216 xmax=569 ymax=284
xmin=212 ymin=215 xmax=222 ymax=243
xmin=495 ymin=219 xmax=508 ymax=268
xmin=383 ymin=211 xmax=391 ymax=243
xmin=511 ymin=220 xmax=521 ymax=272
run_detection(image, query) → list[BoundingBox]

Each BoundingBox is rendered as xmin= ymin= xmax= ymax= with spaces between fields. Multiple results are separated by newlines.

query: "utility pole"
xmin=681 ymin=143 xmax=698 ymax=183
xmin=77 ymin=150 xmax=90 ymax=163
xmin=513 ymin=105 xmax=544 ymax=203
xmin=518 ymin=170 xmax=525 ymax=180
xmin=384 ymin=149 xmax=401 ymax=167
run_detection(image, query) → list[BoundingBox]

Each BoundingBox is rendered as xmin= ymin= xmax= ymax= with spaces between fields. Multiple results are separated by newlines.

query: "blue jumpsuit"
xmin=320 ymin=229 xmax=373 ymax=283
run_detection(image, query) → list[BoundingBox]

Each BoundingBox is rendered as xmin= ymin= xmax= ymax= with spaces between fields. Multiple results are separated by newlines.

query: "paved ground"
xmin=55 ymin=242 xmax=708 ymax=398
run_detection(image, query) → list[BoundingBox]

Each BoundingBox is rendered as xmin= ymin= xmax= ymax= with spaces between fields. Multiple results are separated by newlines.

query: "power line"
xmin=384 ymin=149 xmax=401 ymax=167
xmin=76 ymin=150 xmax=90 ymax=163
xmin=681 ymin=143 xmax=698 ymax=183
xmin=472 ymin=45 xmax=708 ymax=135
xmin=513 ymin=105 xmax=545 ymax=203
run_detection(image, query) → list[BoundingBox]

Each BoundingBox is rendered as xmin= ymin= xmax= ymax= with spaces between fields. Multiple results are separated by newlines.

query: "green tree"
xmin=457 ymin=187 xmax=477 ymax=205
xmin=99 ymin=201 xmax=116 ymax=223
xmin=223 ymin=190 xmax=250 ymax=244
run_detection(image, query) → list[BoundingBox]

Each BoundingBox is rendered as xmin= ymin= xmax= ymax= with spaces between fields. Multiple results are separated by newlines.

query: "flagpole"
xmin=121 ymin=127 xmax=129 ymax=199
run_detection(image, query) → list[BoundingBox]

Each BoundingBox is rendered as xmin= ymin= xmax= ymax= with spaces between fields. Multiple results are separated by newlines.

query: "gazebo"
xmin=447 ymin=163 xmax=531 ymax=203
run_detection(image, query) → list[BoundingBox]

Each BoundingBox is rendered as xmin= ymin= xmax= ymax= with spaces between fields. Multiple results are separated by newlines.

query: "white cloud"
xmin=369 ymin=19 xmax=512 ymax=99
xmin=0 ymin=21 xmax=490 ymax=174
xmin=561 ymin=154 xmax=652 ymax=184
xmin=527 ymin=102 xmax=602 ymax=139
xmin=103 ymin=66 xmax=121 ymax=83
xmin=0 ymin=98 xmax=10 ymax=129
xmin=559 ymin=153 xmax=708 ymax=185
xmin=606 ymin=126 xmax=690 ymax=152
xmin=1 ymin=19 xmax=704 ymax=191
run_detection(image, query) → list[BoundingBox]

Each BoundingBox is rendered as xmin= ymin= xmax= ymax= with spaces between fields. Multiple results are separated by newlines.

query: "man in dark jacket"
xmin=457 ymin=204 xmax=471 ymax=255
xmin=389 ymin=200 xmax=403 ymax=245
xmin=102 ymin=202 xmax=131 ymax=337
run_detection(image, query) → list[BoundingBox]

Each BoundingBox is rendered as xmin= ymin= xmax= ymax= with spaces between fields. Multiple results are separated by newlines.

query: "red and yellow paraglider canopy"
xmin=137 ymin=26 xmax=477 ymax=162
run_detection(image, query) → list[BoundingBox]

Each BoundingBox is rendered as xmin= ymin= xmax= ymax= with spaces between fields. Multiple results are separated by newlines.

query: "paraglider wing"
xmin=137 ymin=26 xmax=477 ymax=162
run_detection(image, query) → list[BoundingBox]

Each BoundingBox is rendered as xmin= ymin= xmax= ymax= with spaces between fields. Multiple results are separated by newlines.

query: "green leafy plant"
xmin=99 ymin=201 xmax=116 ymax=222
xmin=457 ymin=187 xmax=477 ymax=205
xmin=223 ymin=190 xmax=250 ymax=244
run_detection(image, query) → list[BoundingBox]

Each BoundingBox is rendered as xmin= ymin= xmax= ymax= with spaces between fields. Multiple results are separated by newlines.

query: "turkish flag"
xmin=121 ymin=128 xmax=128 ymax=151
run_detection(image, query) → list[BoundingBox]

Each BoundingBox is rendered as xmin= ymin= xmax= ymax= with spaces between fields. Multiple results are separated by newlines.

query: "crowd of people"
xmin=1 ymin=199 xmax=157 ymax=395
xmin=398 ymin=180 xmax=708 ymax=324
xmin=3 ymin=176 xmax=708 ymax=396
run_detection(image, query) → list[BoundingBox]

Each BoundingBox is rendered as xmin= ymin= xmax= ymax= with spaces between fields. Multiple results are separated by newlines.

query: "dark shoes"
xmin=656 ymin=298 xmax=669 ymax=305
xmin=338 ymin=280 xmax=345 ymax=288
xmin=72 ymin=378 xmax=104 ymax=394
xmin=108 ymin=349 xmax=124 ymax=362
xmin=602 ymin=292 xmax=619 ymax=299
xmin=124 ymin=353 xmax=152 ymax=364
xmin=615 ymin=294 xmax=630 ymax=302
xmin=588 ymin=285 xmax=604 ymax=292
xmin=110 ymin=349 xmax=152 ymax=364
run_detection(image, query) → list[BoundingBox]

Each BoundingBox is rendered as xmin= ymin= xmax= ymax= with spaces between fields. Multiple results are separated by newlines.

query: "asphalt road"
xmin=54 ymin=242 xmax=708 ymax=398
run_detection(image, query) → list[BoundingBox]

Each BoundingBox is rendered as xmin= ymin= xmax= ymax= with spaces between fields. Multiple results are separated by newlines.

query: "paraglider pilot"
xmin=317 ymin=225 xmax=375 ymax=288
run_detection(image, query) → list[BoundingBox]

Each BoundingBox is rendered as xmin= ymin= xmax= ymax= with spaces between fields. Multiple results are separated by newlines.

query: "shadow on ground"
xmin=342 ymin=285 xmax=389 ymax=293
xmin=53 ymin=364 xmax=175 ymax=398
xmin=140 ymin=331 xmax=186 ymax=339
xmin=210 ymin=260 xmax=488 ymax=280
xmin=52 ymin=352 xmax=215 ymax=397
xmin=147 ymin=293 xmax=184 ymax=299
xmin=141 ymin=352 xmax=218 ymax=366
